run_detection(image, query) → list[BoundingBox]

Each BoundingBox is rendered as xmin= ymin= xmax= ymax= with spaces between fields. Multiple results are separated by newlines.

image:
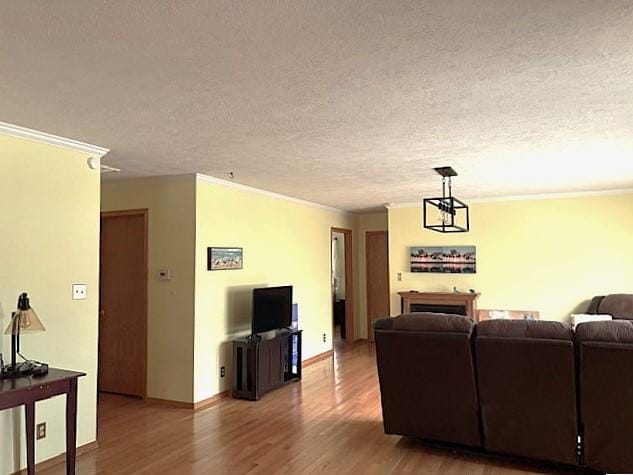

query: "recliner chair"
xmin=475 ymin=319 xmax=578 ymax=465
xmin=576 ymin=319 xmax=633 ymax=473
xmin=374 ymin=313 xmax=482 ymax=448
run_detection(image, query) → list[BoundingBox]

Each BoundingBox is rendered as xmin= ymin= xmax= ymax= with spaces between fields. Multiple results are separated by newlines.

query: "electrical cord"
xmin=18 ymin=352 xmax=44 ymax=366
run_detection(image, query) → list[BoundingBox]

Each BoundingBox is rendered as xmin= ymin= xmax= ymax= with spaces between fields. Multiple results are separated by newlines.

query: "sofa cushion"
xmin=381 ymin=312 xmax=474 ymax=333
xmin=576 ymin=320 xmax=633 ymax=344
xmin=477 ymin=319 xmax=573 ymax=340
xmin=597 ymin=294 xmax=633 ymax=320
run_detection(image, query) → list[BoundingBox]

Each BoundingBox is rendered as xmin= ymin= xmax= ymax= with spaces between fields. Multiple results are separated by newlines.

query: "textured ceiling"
xmin=2 ymin=1 xmax=633 ymax=211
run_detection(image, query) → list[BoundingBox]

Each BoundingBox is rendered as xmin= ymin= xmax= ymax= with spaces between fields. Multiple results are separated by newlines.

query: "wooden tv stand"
xmin=232 ymin=329 xmax=302 ymax=400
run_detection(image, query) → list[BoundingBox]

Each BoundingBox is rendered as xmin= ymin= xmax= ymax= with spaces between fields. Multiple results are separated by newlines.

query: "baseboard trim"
xmin=147 ymin=391 xmax=230 ymax=411
xmin=303 ymin=349 xmax=334 ymax=367
xmin=193 ymin=391 xmax=229 ymax=411
xmin=146 ymin=397 xmax=193 ymax=409
xmin=12 ymin=440 xmax=98 ymax=475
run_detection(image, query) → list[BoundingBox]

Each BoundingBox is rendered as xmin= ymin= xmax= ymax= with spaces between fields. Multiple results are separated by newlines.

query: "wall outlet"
xmin=220 ymin=366 xmax=225 ymax=378
xmin=72 ymin=284 xmax=87 ymax=300
xmin=397 ymin=272 xmax=403 ymax=281
xmin=36 ymin=422 xmax=46 ymax=440
xmin=323 ymin=333 xmax=327 ymax=343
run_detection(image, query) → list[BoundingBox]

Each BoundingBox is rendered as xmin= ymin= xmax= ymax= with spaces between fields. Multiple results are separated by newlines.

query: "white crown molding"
xmin=387 ymin=188 xmax=633 ymax=209
xmin=0 ymin=121 xmax=109 ymax=158
xmin=102 ymin=174 xmax=193 ymax=184
xmin=195 ymin=173 xmax=351 ymax=215
xmin=469 ymin=188 xmax=633 ymax=203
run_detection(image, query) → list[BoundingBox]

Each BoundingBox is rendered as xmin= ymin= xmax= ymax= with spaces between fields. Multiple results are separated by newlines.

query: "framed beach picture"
xmin=410 ymin=246 xmax=476 ymax=274
xmin=208 ymin=247 xmax=243 ymax=270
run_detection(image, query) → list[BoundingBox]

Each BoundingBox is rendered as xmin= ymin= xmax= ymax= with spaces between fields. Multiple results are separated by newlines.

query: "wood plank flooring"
xmin=41 ymin=342 xmax=572 ymax=474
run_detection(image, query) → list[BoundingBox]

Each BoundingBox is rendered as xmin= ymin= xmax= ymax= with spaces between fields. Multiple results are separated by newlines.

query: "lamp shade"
xmin=3 ymin=293 xmax=46 ymax=335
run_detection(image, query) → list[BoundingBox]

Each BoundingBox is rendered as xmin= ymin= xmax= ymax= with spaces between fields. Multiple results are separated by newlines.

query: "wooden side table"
xmin=0 ymin=368 xmax=85 ymax=475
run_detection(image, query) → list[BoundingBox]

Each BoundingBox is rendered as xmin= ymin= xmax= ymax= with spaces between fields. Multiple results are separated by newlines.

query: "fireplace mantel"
xmin=398 ymin=291 xmax=481 ymax=320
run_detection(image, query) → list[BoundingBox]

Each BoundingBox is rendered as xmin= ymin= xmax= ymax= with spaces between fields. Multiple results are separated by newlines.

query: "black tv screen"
xmin=252 ymin=286 xmax=292 ymax=334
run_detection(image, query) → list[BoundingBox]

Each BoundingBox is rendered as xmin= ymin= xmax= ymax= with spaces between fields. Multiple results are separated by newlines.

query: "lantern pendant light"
xmin=423 ymin=166 xmax=470 ymax=233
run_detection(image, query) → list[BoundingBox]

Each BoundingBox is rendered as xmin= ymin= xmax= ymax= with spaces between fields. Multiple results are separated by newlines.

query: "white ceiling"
xmin=2 ymin=1 xmax=633 ymax=211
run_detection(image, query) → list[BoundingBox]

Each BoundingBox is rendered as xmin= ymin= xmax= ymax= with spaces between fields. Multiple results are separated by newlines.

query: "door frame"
xmin=100 ymin=208 xmax=149 ymax=399
xmin=365 ymin=230 xmax=389 ymax=340
xmin=331 ymin=227 xmax=354 ymax=342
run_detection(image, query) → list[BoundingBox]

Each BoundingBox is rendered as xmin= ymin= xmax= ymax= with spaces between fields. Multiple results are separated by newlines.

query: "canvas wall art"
xmin=410 ymin=246 xmax=476 ymax=274
xmin=208 ymin=247 xmax=243 ymax=270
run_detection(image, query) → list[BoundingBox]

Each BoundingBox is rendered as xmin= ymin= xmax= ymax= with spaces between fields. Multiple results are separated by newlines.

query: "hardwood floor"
xmin=41 ymin=342 xmax=572 ymax=474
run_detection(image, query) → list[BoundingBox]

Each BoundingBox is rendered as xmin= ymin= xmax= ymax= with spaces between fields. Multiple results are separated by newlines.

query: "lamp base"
xmin=0 ymin=362 xmax=48 ymax=379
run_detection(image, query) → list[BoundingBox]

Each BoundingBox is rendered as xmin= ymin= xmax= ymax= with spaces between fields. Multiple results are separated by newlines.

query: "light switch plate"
xmin=72 ymin=284 xmax=87 ymax=300
xmin=158 ymin=269 xmax=171 ymax=281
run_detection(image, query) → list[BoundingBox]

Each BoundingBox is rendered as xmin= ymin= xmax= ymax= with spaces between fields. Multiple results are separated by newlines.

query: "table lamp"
xmin=1 ymin=292 xmax=48 ymax=378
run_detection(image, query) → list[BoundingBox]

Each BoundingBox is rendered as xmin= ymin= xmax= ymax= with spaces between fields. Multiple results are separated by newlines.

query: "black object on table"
xmin=233 ymin=329 xmax=302 ymax=400
xmin=0 ymin=368 xmax=85 ymax=475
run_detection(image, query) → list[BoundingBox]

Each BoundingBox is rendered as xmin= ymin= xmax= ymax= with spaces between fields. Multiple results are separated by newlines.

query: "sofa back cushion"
xmin=374 ymin=313 xmax=482 ymax=447
xmin=476 ymin=319 xmax=578 ymax=465
xmin=376 ymin=312 xmax=475 ymax=333
xmin=477 ymin=319 xmax=573 ymax=340
xmin=576 ymin=320 xmax=633 ymax=473
xmin=597 ymin=294 xmax=633 ymax=320
xmin=588 ymin=294 xmax=633 ymax=320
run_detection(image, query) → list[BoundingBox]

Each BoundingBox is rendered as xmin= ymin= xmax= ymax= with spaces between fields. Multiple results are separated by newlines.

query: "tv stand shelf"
xmin=232 ymin=329 xmax=302 ymax=400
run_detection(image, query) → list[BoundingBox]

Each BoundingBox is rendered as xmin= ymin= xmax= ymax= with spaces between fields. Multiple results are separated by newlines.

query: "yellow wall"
xmin=356 ymin=211 xmax=388 ymax=339
xmin=102 ymin=175 xmax=357 ymax=404
xmin=194 ymin=177 xmax=356 ymax=402
xmin=388 ymin=194 xmax=633 ymax=321
xmin=101 ymin=177 xmax=196 ymax=403
xmin=0 ymin=135 xmax=100 ymax=473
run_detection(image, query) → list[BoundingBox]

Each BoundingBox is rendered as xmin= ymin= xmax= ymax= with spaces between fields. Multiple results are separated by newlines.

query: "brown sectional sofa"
xmin=374 ymin=294 xmax=633 ymax=473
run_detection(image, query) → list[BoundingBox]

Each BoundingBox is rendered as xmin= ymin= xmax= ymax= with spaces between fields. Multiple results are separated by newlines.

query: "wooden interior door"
xmin=366 ymin=231 xmax=390 ymax=341
xmin=99 ymin=210 xmax=148 ymax=397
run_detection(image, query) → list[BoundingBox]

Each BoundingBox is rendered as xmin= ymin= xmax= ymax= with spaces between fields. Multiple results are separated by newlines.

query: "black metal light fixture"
xmin=423 ymin=166 xmax=470 ymax=233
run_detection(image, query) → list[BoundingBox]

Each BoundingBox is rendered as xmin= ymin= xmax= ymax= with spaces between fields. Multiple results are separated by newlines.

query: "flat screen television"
xmin=252 ymin=285 xmax=293 ymax=335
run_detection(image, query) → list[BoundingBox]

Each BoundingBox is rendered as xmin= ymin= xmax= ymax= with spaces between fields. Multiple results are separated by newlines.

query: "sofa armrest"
xmin=586 ymin=296 xmax=605 ymax=314
xmin=373 ymin=317 xmax=393 ymax=330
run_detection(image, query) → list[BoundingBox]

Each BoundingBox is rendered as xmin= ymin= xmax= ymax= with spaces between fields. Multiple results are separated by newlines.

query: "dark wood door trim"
xmin=331 ymin=227 xmax=354 ymax=342
xmin=366 ymin=230 xmax=389 ymax=340
xmin=102 ymin=208 xmax=148 ymax=218
xmin=100 ymin=208 xmax=149 ymax=399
